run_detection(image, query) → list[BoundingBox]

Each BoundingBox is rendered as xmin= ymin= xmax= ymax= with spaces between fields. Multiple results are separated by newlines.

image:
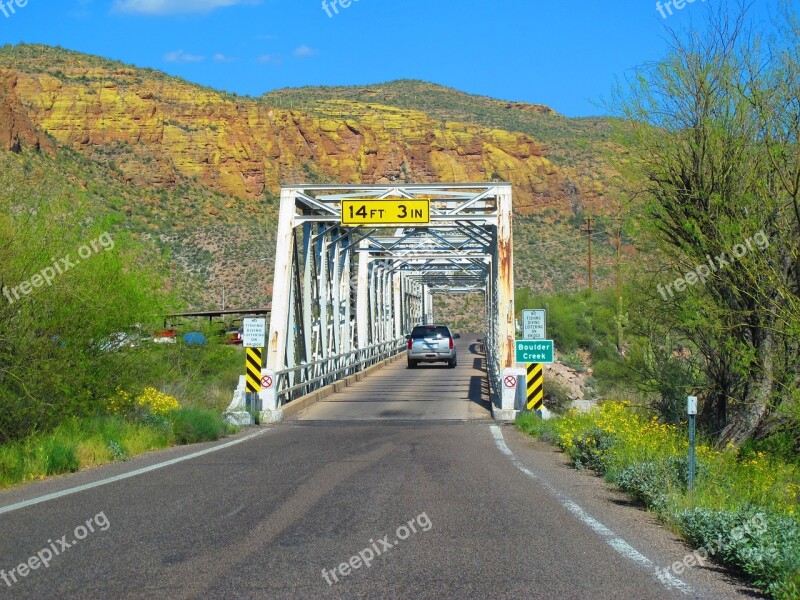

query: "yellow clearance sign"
xmin=341 ymin=199 xmax=430 ymax=226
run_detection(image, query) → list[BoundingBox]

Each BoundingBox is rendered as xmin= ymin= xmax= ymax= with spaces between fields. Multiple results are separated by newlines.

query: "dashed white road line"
xmin=490 ymin=425 xmax=692 ymax=596
xmin=0 ymin=430 xmax=270 ymax=516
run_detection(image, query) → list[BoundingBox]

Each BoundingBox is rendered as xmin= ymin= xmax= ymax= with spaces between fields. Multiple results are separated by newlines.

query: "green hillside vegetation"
xmin=0 ymin=43 xmax=239 ymax=99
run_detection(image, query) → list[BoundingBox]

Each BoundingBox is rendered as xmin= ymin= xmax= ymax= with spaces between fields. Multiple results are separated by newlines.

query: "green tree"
xmin=0 ymin=153 xmax=172 ymax=442
xmin=617 ymin=3 xmax=800 ymax=444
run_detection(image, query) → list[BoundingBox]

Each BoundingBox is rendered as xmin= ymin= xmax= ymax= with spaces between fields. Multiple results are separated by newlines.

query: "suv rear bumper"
xmin=407 ymin=350 xmax=456 ymax=362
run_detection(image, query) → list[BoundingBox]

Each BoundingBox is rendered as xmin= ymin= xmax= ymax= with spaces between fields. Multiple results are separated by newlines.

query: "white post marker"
xmin=687 ymin=396 xmax=697 ymax=491
xmin=259 ymin=369 xmax=282 ymax=423
xmin=494 ymin=368 xmax=525 ymax=421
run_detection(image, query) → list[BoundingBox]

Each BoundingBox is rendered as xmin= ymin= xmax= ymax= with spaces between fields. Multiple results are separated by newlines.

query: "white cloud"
xmin=164 ymin=50 xmax=205 ymax=62
xmin=69 ymin=0 xmax=92 ymax=17
xmin=214 ymin=53 xmax=235 ymax=63
xmin=293 ymin=45 xmax=316 ymax=59
xmin=257 ymin=54 xmax=282 ymax=66
xmin=113 ymin=0 xmax=259 ymax=15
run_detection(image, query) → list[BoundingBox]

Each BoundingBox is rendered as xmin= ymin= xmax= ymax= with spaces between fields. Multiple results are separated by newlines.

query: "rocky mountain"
xmin=0 ymin=44 xmax=637 ymax=318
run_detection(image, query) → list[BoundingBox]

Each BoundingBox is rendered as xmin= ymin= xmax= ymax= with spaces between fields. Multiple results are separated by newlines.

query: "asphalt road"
xmin=297 ymin=335 xmax=491 ymax=421
xmin=0 ymin=336 xmax=762 ymax=599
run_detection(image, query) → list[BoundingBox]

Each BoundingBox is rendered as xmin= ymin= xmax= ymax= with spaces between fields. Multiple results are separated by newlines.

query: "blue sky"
xmin=0 ymin=0 xmax=780 ymax=117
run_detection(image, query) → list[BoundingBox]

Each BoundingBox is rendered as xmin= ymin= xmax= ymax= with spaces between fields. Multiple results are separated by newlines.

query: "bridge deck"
xmin=295 ymin=334 xmax=491 ymax=421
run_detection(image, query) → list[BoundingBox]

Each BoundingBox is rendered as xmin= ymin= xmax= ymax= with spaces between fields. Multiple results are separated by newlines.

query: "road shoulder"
xmin=498 ymin=423 xmax=765 ymax=599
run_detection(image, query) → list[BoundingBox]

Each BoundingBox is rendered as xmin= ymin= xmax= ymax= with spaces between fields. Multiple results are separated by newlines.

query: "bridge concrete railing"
xmin=274 ymin=338 xmax=406 ymax=406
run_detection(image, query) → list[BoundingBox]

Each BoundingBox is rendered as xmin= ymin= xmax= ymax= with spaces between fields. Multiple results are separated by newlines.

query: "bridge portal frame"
xmin=266 ymin=183 xmax=515 ymax=417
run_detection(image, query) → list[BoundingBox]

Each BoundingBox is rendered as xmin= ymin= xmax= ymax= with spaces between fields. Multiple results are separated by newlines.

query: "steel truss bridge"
xmin=265 ymin=183 xmax=516 ymax=418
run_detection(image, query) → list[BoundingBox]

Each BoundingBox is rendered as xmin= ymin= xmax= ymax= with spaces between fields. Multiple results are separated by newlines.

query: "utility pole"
xmin=615 ymin=220 xmax=622 ymax=300
xmin=615 ymin=217 xmax=623 ymax=352
xmin=581 ymin=216 xmax=595 ymax=294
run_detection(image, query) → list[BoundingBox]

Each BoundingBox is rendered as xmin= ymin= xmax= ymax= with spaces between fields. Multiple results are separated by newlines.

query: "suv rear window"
xmin=411 ymin=326 xmax=451 ymax=339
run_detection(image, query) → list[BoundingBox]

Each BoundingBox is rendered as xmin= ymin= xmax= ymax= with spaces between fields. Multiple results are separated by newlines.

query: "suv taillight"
xmin=408 ymin=337 xmax=413 ymax=350
xmin=449 ymin=337 xmax=454 ymax=350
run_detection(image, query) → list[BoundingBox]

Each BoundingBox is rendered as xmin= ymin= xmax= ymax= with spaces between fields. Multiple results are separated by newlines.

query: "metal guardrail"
xmin=274 ymin=338 xmax=406 ymax=405
xmin=476 ymin=336 xmax=500 ymax=406
xmin=486 ymin=359 xmax=500 ymax=406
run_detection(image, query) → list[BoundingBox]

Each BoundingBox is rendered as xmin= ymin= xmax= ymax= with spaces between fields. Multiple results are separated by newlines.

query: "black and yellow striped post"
xmin=246 ymin=347 xmax=263 ymax=393
xmin=526 ymin=363 xmax=544 ymax=412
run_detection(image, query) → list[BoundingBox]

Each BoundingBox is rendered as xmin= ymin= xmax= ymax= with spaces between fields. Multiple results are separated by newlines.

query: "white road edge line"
xmin=0 ymin=429 xmax=269 ymax=516
xmin=489 ymin=425 xmax=692 ymax=596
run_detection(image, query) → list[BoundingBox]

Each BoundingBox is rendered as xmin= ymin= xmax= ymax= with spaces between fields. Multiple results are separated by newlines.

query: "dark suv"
xmin=406 ymin=324 xmax=457 ymax=368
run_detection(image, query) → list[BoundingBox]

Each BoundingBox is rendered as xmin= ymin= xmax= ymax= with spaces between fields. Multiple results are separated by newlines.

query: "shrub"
xmin=560 ymin=351 xmax=587 ymax=372
xmin=0 ymin=446 xmax=24 ymax=485
xmin=569 ymin=427 xmax=616 ymax=474
xmin=616 ymin=460 xmax=670 ymax=511
xmin=170 ymin=407 xmax=227 ymax=445
xmin=107 ymin=388 xmax=135 ymax=416
xmin=105 ymin=440 xmax=128 ymax=461
xmin=617 ymin=456 xmax=698 ymax=512
xmin=543 ymin=378 xmax=573 ymax=415
xmin=43 ymin=439 xmax=79 ymax=475
xmin=515 ymin=413 xmax=558 ymax=442
xmin=676 ymin=508 xmax=800 ymax=596
xmin=136 ymin=387 xmax=180 ymax=416
xmin=774 ymin=569 xmax=800 ymax=600
xmin=742 ymin=431 xmax=800 ymax=468
xmin=138 ymin=413 xmax=173 ymax=433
